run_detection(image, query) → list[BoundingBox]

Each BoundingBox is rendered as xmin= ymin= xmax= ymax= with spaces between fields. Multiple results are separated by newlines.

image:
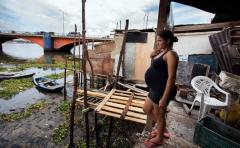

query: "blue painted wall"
xmin=188 ymin=54 xmax=218 ymax=72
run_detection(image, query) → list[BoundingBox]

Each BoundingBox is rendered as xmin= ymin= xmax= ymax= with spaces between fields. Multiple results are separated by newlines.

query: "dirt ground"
xmin=0 ymin=93 xmax=144 ymax=148
xmin=0 ymin=85 xmax=199 ymax=148
xmin=0 ymin=94 xmax=66 ymax=147
xmin=134 ymin=101 xmax=199 ymax=148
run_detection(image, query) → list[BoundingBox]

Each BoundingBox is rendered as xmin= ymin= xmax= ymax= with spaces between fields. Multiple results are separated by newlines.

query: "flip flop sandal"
xmin=144 ymin=139 xmax=164 ymax=148
xmin=148 ymin=130 xmax=171 ymax=139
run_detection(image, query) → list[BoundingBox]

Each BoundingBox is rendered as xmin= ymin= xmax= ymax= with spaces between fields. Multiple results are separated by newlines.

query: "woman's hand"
xmin=159 ymin=99 xmax=167 ymax=108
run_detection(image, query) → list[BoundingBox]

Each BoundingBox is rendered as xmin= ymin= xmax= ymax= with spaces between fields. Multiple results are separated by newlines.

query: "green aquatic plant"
xmin=46 ymin=70 xmax=73 ymax=80
xmin=0 ymin=78 xmax=34 ymax=99
xmin=9 ymin=58 xmax=81 ymax=72
xmin=0 ymin=67 xmax=7 ymax=72
xmin=0 ymin=100 xmax=45 ymax=122
xmin=57 ymin=100 xmax=70 ymax=115
xmin=76 ymin=139 xmax=96 ymax=148
xmin=52 ymin=123 xmax=69 ymax=144
xmin=52 ymin=101 xmax=70 ymax=144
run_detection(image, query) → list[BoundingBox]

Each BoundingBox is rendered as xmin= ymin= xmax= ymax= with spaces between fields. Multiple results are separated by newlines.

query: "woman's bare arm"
xmin=159 ymin=51 xmax=178 ymax=107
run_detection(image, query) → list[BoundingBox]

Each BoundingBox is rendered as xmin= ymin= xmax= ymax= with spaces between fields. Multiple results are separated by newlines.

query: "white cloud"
xmin=0 ymin=0 xmax=215 ymax=36
xmin=172 ymin=2 xmax=215 ymax=25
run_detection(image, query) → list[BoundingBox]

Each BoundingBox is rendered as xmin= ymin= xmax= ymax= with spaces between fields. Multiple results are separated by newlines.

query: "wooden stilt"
xmin=107 ymin=117 xmax=113 ymax=148
xmin=64 ymin=56 xmax=67 ymax=100
xmin=69 ymin=24 xmax=78 ymax=148
xmin=114 ymin=19 xmax=129 ymax=88
xmin=82 ymin=0 xmax=90 ymax=147
xmin=95 ymin=112 xmax=100 ymax=147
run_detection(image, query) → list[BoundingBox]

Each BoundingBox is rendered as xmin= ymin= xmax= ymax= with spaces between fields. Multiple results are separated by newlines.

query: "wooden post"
xmin=107 ymin=117 xmax=113 ymax=148
xmin=64 ymin=56 xmax=67 ymax=100
xmin=106 ymin=19 xmax=129 ymax=148
xmin=114 ymin=19 xmax=129 ymax=88
xmin=78 ymin=33 xmax=81 ymax=71
xmin=95 ymin=112 xmax=99 ymax=147
xmin=156 ymin=0 xmax=171 ymax=34
xmin=82 ymin=0 xmax=90 ymax=147
xmin=69 ymin=24 xmax=78 ymax=148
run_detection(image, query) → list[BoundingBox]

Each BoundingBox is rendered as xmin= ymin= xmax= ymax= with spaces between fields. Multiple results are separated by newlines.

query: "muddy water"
xmin=0 ymin=41 xmax=75 ymax=113
xmin=0 ymin=88 xmax=46 ymax=113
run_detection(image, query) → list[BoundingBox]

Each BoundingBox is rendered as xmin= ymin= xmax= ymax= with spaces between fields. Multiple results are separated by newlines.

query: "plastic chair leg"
xmin=199 ymin=104 xmax=210 ymax=120
xmin=189 ymin=100 xmax=196 ymax=113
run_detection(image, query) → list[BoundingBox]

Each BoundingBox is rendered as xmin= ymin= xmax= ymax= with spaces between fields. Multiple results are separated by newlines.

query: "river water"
xmin=0 ymin=41 xmax=78 ymax=113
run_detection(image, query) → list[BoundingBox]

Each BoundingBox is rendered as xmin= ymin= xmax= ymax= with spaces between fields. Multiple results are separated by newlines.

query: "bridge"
xmin=0 ymin=32 xmax=113 ymax=52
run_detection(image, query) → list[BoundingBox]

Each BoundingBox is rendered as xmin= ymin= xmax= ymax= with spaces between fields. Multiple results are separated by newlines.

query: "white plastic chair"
xmin=190 ymin=76 xmax=230 ymax=120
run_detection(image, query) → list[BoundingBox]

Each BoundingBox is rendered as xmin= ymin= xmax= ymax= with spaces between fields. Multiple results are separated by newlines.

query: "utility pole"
xmin=59 ymin=9 xmax=65 ymax=35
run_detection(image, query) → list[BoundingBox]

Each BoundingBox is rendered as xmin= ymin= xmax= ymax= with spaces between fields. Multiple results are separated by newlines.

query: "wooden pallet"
xmin=95 ymin=89 xmax=147 ymax=124
xmin=76 ymin=96 xmax=103 ymax=109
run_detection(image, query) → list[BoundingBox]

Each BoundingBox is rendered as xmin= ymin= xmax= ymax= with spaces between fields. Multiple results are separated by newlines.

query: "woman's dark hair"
xmin=157 ymin=29 xmax=178 ymax=47
xmin=150 ymin=30 xmax=178 ymax=59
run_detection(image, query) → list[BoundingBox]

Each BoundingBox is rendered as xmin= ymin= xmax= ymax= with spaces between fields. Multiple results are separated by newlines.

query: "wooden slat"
xmin=98 ymin=110 xmax=121 ymax=118
xmin=129 ymin=106 xmax=144 ymax=113
xmin=132 ymin=100 xmax=144 ymax=104
xmin=76 ymin=100 xmax=97 ymax=109
xmin=77 ymin=89 xmax=106 ymax=98
xmin=108 ymin=99 xmax=143 ymax=107
xmin=98 ymin=111 xmax=146 ymax=124
xmin=101 ymin=107 xmax=146 ymax=120
xmin=105 ymin=102 xmax=125 ymax=109
xmin=134 ymin=92 xmax=147 ymax=97
xmin=95 ymin=89 xmax=116 ymax=111
xmin=111 ymin=95 xmax=129 ymax=101
xmin=126 ymin=111 xmax=147 ymax=120
xmin=102 ymin=106 xmax=146 ymax=120
xmin=106 ymin=102 xmax=144 ymax=113
xmin=102 ymin=106 xmax=122 ymax=114
xmin=125 ymin=116 xmax=146 ymax=124
xmin=114 ymin=92 xmax=131 ymax=97
xmin=109 ymin=99 xmax=127 ymax=104
xmin=134 ymin=96 xmax=146 ymax=100
xmin=117 ymin=82 xmax=148 ymax=94
xmin=121 ymin=93 xmax=134 ymax=119
xmin=115 ymin=89 xmax=132 ymax=94
xmin=130 ymin=102 xmax=143 ymax=108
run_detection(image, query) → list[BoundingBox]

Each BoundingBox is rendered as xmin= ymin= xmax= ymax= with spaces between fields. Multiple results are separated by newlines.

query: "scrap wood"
xmin=76 ymin=96 xmax=102 ymax=109
xmin=95 ymin=89 xmax=116 ymax=112
xmin=182 ymin=103 xmax=191 ymax=115
xmin=93 ymin=88 xmax=147 ymax=124
xmin=117 ymin=81 xmax=148 ymax=95
xmin=77 ymin=88 xmax=147 ymax=124
xmin=77 ymin=89 xmax=147 ymax=100
xmin=120 ymin=93 xmax=134 ymax=119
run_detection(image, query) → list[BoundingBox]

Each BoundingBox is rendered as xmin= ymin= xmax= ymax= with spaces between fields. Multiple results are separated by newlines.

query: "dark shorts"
xmin=148 ymin=85 xmax=177 ymax=105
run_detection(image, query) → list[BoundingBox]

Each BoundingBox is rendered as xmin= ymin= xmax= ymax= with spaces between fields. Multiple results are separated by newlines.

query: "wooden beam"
xmin=156 ymin=0 xmax=171 ymax=34
xmin=114 ymin=19 xmax=129 ymax=88
xmin=117 ymin=82 xmax=148 ymax=95
xmin=174 ymin=21 xmax=240 ymax=33
xmin=95 ymin=89 xmax=116 ymax=111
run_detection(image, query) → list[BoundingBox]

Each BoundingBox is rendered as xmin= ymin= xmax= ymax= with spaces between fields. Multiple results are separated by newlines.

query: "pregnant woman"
xmin=143 ymin=30 xmax=179 ymax=147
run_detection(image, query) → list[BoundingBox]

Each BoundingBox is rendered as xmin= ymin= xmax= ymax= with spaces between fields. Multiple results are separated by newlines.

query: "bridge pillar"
xmin=43 ymin=33 xmax=53 ymax=51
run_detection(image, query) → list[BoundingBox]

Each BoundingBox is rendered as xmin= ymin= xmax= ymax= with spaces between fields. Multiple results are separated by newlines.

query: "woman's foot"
xmin=148 ymin=130 xmax=171 ymax=139
xmin=144 ymin=137 xmax=164 ymax=148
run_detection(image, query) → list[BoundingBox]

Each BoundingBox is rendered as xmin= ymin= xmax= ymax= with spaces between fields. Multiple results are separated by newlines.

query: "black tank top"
xmin=144 ymin=50 xmax=177 ymax=104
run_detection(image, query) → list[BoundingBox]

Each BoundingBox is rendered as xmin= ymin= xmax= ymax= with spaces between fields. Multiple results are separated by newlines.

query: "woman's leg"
xmin=143 ymin=97 xmax=157 ymax=122
xmin=150 ymin=103 xmax=166 ymax=143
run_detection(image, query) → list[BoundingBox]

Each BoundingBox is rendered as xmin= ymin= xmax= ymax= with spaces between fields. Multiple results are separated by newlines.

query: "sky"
xmin=0 ymin=0 xmax=215 ymax=36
